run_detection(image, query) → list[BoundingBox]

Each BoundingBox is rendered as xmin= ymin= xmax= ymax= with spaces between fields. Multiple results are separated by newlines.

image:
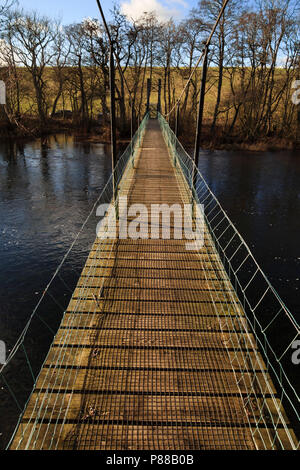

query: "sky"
xmin=16 ymin=0 xmax=199 ymax=23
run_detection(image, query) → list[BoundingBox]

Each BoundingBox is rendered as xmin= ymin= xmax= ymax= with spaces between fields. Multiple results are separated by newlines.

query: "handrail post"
xmin=157 ymin=79 xmax=161 ymax=117
xmin=138 ymin=114 xmax=141 ymax=146
xmin=131 ymin=105 xmax=134 ymax=150
xmin=173 ymin=104 xmax=180 ymax=167
xmin=175 ymin=103 xmax=179 ymax=140
xmin=192 ymin=44 xmax=209 ymax=191
xmin=146 ymin=78 xmax=151 ymax=115
xmin=109 ymin=41 xmax=118 ymax=218
xmin=131 ymin=105 xmax=134 ymax=167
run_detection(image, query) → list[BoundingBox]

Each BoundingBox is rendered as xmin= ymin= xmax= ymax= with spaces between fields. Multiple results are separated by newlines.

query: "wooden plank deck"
xmin=10 ymin=119 xmax=297 ymax=450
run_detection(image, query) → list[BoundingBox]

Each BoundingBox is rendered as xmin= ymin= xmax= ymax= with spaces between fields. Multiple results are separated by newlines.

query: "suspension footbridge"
xmin=1 ymin=0 xmax=299 ymax=452
xmin=6 ymin=115 xmax=299 ymax=450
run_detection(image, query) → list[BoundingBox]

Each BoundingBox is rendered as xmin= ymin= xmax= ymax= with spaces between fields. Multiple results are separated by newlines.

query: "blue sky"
xmin=16 ymin=0 xmax=199 ymax=23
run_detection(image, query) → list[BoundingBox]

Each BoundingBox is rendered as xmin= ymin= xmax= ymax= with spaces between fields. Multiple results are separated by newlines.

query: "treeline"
xmin=0 ymin=0 xmax=299 ymax=144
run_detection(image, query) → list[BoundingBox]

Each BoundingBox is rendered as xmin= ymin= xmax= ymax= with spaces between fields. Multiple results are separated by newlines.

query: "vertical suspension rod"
xmin=109 ymin=42 xmax=117 ymax=202
xmin=192 ymin=44 xmax=209 ymax=190
xmin=96 ymin=0 xmax=138 ymax=133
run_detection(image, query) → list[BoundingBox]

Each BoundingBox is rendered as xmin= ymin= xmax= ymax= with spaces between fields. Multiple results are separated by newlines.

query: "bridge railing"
xmin=158 ymin=112 xmax=299 ymax=450
xmin=0 ymin=113 xmax=149 ymax=449
xmin=114 ymin=113 xmax=149 ymax=189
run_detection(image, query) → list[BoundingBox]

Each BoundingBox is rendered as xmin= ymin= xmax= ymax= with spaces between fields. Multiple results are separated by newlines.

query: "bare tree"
xmin=50 ymin=24 xmax=70 ymax=117
xmin=7 ymin=10 xmax=56 ymax=127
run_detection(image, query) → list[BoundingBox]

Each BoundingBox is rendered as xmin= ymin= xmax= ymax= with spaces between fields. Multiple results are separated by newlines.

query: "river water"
xmin=0 ymin=134 xmax=299 ymax=447
xmin=195 ymin=148 xmax=300 ymax=314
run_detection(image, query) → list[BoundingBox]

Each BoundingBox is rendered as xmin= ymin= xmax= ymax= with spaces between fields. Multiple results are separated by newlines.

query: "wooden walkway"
xmin=10 ymin=119 xmax=297 ymax=450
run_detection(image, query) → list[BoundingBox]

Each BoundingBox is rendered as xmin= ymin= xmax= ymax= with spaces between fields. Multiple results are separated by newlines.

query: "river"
xmin=0 ymin=133 xmax=299 ymax=447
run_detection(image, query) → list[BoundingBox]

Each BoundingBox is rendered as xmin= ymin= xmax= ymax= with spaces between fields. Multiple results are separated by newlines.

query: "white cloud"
xmin=120 ymin=0 xmax=185 ymax=22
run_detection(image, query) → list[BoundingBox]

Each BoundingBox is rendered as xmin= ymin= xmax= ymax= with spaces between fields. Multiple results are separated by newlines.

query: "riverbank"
xmin=177 ymin=123 xmax=298 ymax=152
xmin=185 ymin=136 xmax=297 ymax=152
xmin=76 ymin=127 xmax=299 ymax=152
xmin=0 ymin=117 xmax=297 ymax=152
xmin=0 ymin=116 xmax=108 ymax=139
